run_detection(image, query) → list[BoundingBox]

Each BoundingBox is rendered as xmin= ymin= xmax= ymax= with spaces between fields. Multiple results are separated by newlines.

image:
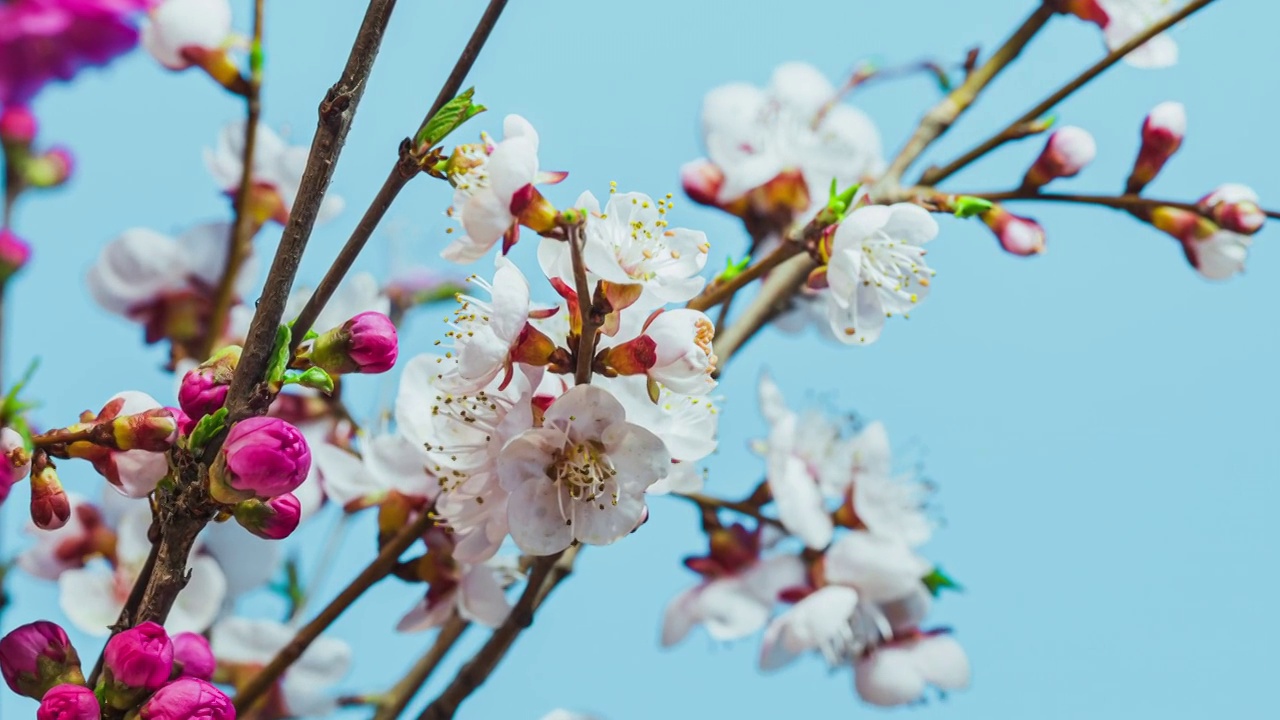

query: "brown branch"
xmin=959 ymin=188 xmax=1200 ymax=216
xmin=675 ymin=492 xmax=783 ymax=530
xmin=232 ymin=507 xmax=437 ymax=713
xmin=416 ymin=547 xmax=578 ymax=720
xmin=567 ymin=225 xmax=597 ymax=385
xmin=286 ymin=0 xmax=510 ymax=350
xmin=877 ymin=1 xmax=1056 ymax=190
xmin=201 ymin=0 xmax=265 ymax=361
xmin=222 ymin=0 xmax=400 ymax=424
xmin=711 ymin=254 xmax=815 ymax=369
xmin=687 ymin=241 xmax=805 ymax=313
xmin=920 ymin=0 xmax=1220 ymax=186
xmin=372 ymin=613 xmax=471 ymax=720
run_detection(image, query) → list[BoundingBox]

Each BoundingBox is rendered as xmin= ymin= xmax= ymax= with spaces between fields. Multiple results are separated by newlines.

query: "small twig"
xmin=956 ymin=188 xmax=1200 ymax=217
xmin=921 ymin=0 xmax=1221 ymax=186
xmin=675 ymin=492 xmax=784 ymax=530
xmin=202 ymin=0 xmax=265 ymax=361
xmin=567 ymin=225 xmax=597 ymax=385
xmin=372 ymin=613 xmax=471 ymax=720
xmin=686 ymin=242 xmax=804 ymax=313
xmin=286 ymin=0 xmax=510 ymax=351
xmin=877 ymin=1 xmax=1057 ymax=190
xmin=415 ymin=548 xmax=578 ymax=720
xmin=232 ymin=507 xmax=437 ymax=713
xmin=711 ymin=254 xmax=815 ymax=369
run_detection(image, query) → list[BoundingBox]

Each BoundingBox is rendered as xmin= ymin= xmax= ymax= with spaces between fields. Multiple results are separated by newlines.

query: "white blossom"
xmin=206 ymin=122 xmax=345 ymax=225
xmin=212 ymin=617 xmax=352 ymax=717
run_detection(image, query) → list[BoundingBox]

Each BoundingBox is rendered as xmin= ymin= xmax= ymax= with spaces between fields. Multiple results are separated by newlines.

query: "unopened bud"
xmin=1126 ymin=102 xmax=1186 ymax=194
xmin=1197 ymin=184 xmax=1265 ymax=235
xmin=171 ymin=633 xmax=215 ymax=681
xmin=0 ymin=106 xmax=37 ymax=145
xmin=0 ymin=621 xmax=83 ymax=700
xmin=681 ymin=159 xmax=725 ymax=207
xmin=510 ymin=184 xmax=559 ymax=235
xmin=29 ymin=456 xmax=70 ymax=531
xmin=102 ymin=622 xmax=174 ymax=702
xmin=300 ymin=313 xmax=397 ymax=375
xmin=178 ymin=345 xmax=241 ymax=418
xmin=138 ymin=677 xmax=234 ymax=720
xmin=232 ymin=492 xmax=302 ymax=540
xmin=1022 ymin=126 xmax=1096 ymax=189
xmin=23 ymin=148 xmax=74 ymax=188
xmin=0 ymin=229 xmax=32 ymax=284
xmin=981 ymin=206 xmax=1047 ymax=257
xmin=210 ymin=417 xmax=311 ymax=502
xmin=108 ymin=409 xmax=179 ymax=452
xmin=37 ymin=683 xmax=99 ymax=720
xmin=1150 ymin=206 xmax=1251 ymax=281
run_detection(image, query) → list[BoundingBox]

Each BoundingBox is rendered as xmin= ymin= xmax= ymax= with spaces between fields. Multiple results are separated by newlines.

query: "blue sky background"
xmin=3 ymin=1 xmax=1277 ymax=718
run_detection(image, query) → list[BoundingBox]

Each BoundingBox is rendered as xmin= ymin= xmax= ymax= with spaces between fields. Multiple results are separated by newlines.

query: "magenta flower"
xmin=0 ymin=621 xmax=83 ymax=700
xmin=233 ymin=492 xmax=302 ymax=540
xmin=171 ymin=633 xmax=215 ymax=681
xmin=303 ymin=311 xmax=398 ymax=375
xmin=0 ymin=106 xmax=37 ymax=144
xmin=0 ymin=0 xmax=154 ymax=108
xmin=103 ymin=621 xmax=174 ymax=690
xmin=0 ymin=229 xmax=32 ymax=284
xmin=178 ymin=345 xmax=240 ymax=419
xmin=139 ymin=677 xmax=234 ymax=720
xmin=213 ymin=416 xmax=311 ymax=501
xmin=36 ymin=683 xmax=99 ymax=720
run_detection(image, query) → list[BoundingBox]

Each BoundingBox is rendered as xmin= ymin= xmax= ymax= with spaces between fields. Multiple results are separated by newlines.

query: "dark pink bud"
xmin=0 ymin=621 xmax=83 ymax=700
xmin=0 ymin=107 xmax=37 ymax=145
xmin=103 ymin=622 xmax=173 ymax=691
xmin=982 ymin=206 xmax=1046 ymax=257
xmin=212 ymin=416 xmax=311 ymax=501
xmin=346 ymin=312 xmax=398 ymax=373
xmin=233 ymin=492 xmax=302 ymax=540
xmin=681 ymin=159 xmax=725 ymax=207
xmin=37 ymin=683 xmax=99 ymax=720
xmin=167 ymin=406 xmax=196 ymax=436
xmin=1126 ymin=102 xmax=1185 ymax=194
xmin=139 ymin=678 xmax=234 ymax=720
xmin=0 ymin=229 xmax=32 ymax=284
xmin=24 ymin=147 xmax=74 ymax=188
xmin=171 ymin=633 xmax=215 ymax=681
xmin=1197 ymin=184 xmax=1265 ymax=235
xmin=179 ymin=345 xmax=241 ymax=418
xmin=1022 ymin=126 xmax=1096 ymax=189
xmin=30 ymin=461 xmax=71 ymax=531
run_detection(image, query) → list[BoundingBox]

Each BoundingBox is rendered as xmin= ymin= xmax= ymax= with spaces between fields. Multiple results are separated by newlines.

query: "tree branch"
xmin=232 ymin=507 xmax=437 ymax=713
xmin=201 ymin=0 xmax=265 ymax=361
xmin=415 ymin=547 xmax=578 ymax=720
xmin=223 ymin=0 xmax=400 ymax=423
xmin=877 ymin=1 xmax=1056 ymax=190
xmin=711 ymin=254 xmax=814 ymax=369
xmin=372 ymin=613 xmax=470 ymax=720
xmin=286 ymin=0 xmax=510 ymax=350
xmin=686 ymin=241 xmax=804 ymax=313
xmin=920 ymin=0 xmax=1220 ymax=186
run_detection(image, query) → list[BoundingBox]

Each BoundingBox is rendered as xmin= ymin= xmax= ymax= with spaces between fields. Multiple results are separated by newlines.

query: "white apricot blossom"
xmin=212 ymin=617 xmax=352 ymax=717
xmin=206 ymin=121 xmax=345 ymax=225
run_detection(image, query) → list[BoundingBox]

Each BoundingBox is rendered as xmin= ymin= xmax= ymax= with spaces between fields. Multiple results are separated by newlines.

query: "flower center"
xmin=601 ymin=193 xmax=687 ymax=281
xmin=547 ymin=440 xmax=618 ymax=521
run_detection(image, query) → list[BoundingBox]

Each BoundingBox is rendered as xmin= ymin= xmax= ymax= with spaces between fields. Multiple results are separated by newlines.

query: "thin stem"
xmin=201 ymin=0 xmax=265 ymax=361
xmin=568 ymin=225 xmax=596 ymax=385
xmin=232 ymin=507 xmax=437 ymax=713
xmin=921 ymin=0 xmax=1220 ymax=186
xmin=961 ymin=188 xmax=1200 ymax=216
xmin=415 ymin=547 xmax=578 ymax=720
xmin=712 ymin=254 xmax=815 ymax=369
xmin=223 ymin=0 xmax=400 ymax=424
xmin=675 ymin=492 xmax=783 ymax=530
xmin=286 ymin=0 xmax=510 ymax=351
xmin=372 ymin=613 xmax=470 ymax=720
xmin=877 ymin=1 xmax=1056 ymax=190
xmin=686 ymin=242 xmax=804 ymax=313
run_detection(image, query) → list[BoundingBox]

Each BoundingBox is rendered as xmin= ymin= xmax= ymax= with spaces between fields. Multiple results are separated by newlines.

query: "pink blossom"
xmin=0 ymin=228 xmax=32 ymax=284
xmin=1126 ymin=101 xmax=1186 ymax=194
xmin=171 ymin=633 xmax=215 ymax=681
xmin=139 ymin=677 xmax=234 ymax=720
xmin=103 ymin=621 xmax=174 ymax=690
xmin=1 ymin=426 xmax=31 ymax=504
xmin=981 ymin=206 xmax=1047 ymax=257
xmin=36 ymin=683 xmax=99 ymax=720
xmin=213 ymin=416 xmax=312 ymax=501
xmin=0 ymin=106 xmax=37 ymax=144
xmin=0 ymin=621 xmax=82 ymax=699
xmin=1022 ymin=126 xmax=1096 ymax=189
xmin=0 ymin=0 xmax=152 ymax=107
xmin=232 ymin=492 xmax=302 ymax=539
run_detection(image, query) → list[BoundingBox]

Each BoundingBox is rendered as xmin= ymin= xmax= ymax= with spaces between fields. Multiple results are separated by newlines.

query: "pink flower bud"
xmin=1022 ymin=126 xmax=1096 ymax=189
xmin=0 ymin=621 xmax=83 ymax=700
xmin=981 ymin=206 xmax=1046 ymax=257
xmin=30 ymin=460 xmax=71 ymax=531
xmin=1 ymin=427 xmax=31 ymax=504
xmin=178 ymin=345 xmax=241 ymax=418
xmin=1126 ymin=102 xmax=1186 ymax=194
xmin=167 ymin=406 xmax=196 ymax=436
xmin=0 ymin=106 xmax=37 ymax=145
xmin=0 ymin=229 xmax=32 ymax=284
xmin=171 ymin=633 xmax=215 ymax=681
xmin=212 ymin=416 xmax=311 ymax=501
xmin=23 ymin=147 xmax=74 ymax=188
xmin=681 ymin=159 xmax=725 ymax=207
xmin=304 ymin=312 xmax=398 ymax=375
xmin=139 ymin=678 xmax=234 ymax=720
xmin=37 ymin=684 xmax=99 ymax=720
xmin=1197 ymin=183 xmax=1265 ymax=235
xmin=103 ymin=622 xmax=174 ymax=691
xmin=1063 ymin=0 xmax=1108 ymax=25
xmin=233 ymin=492 xmax=302 ymax=540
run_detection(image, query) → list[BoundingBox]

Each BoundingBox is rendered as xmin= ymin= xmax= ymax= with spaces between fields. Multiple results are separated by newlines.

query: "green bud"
xmin=952 ymin=196 xmax=995 ymax=219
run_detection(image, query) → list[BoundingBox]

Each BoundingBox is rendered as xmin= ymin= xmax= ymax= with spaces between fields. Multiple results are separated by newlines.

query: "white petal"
xmin=58 ymin=568 xmax=121 ymax=636
xmin=504 ymin=469 xmax=574 ymax=555
xmin=167 ymin=555 xmax=227 ymax=634
xmin=855 ymin=646 xmax=926 ymax=707
xmin=457 ymin=565 xmax=512 ymax=628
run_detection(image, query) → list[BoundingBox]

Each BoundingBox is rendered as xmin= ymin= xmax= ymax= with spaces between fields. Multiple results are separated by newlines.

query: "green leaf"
xmin=250 ymin=38 xmax=264 ymax=80
xmin=266 ymin=324 xmax=293 ymax=385
xmin=923 ymin=566 xmax=962 ymax=597
xmin=1 ymin=357 xmax=39 ymax=421
xmin=718 ymin=254 xmax=753 ymax=282
xmin=953 ymin=196 xmax=994 ymax=219
xmin=416 ymin=87 xmax=487 ymax=149
xmin=187 ymin=407 xmax=229 ymax=454
xmin=283 ymin=367 xmax=335 ymax=394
